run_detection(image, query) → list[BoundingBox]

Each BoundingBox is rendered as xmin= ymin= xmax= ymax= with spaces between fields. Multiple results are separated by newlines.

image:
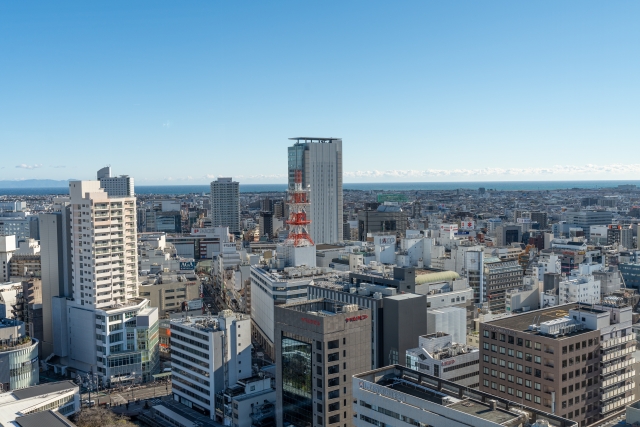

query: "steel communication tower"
xmin=286 ymin=170 xmax=314 ymax=247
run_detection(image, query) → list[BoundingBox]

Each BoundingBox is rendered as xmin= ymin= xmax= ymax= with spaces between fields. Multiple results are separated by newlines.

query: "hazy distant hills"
xmin=0 ymin=179 xmax=72 ymax=188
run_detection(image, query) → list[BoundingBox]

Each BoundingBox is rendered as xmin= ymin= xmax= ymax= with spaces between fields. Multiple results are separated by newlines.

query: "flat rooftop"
xmin=281 ymin=298 xmax=365 ymax=315
xmin=355 ymin=365 xmax=576 ymax=427
xmin=486 ymin=303 xmax=605 ymax=335
xmin=12 ymin=380 xmax=77 ymax=400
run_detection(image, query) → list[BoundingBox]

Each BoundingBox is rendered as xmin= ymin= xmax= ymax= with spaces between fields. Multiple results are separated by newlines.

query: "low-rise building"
xmin=0 ymin=318 xmax=39 ymax=390
xmin=0 ymin=381 xmax=80 ymax=426
xmin=353 ymin=365 xmax=576 ymax=427
xmin=215 ymin=375 xmax=275 ymax=427
xmin=406 ymin=332 xmax=480 ymax=388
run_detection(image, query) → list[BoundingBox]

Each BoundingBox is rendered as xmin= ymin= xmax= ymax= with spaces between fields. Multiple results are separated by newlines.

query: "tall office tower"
xmin=288 ymin=137 xmax=343 ymax=244
xmin=530 ymin=211 xmax=549 ymax=229
xmin=275 ymin=299 xmax=371 ymax=427
xmin=38 ymin=197 xmax=72 ymax=357
xmin=210 ymin=177 xmax=240 ymax=234
xmin=97 ymin=166 xmax=135 ymax=197
xmin=566 ymin=211 xmax=613 ymax=241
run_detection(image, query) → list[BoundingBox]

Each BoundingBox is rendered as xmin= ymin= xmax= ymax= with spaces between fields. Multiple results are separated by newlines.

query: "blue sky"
xmin=1 ymin=1 xmax=639 ymax=184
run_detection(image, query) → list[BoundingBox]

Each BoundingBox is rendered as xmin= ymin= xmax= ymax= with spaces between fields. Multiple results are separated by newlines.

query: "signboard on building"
xmin=373 ymin=236 xmax=396 ymax=246
xmin=440 ymin=224 xmax=459 ymax=233
xmin=222 ymin=242 xmax=236 ymax=253
xmin=460 ymin=220 xmax=475 ymax=230
xmin=517 ymin=218 xmax=531 ymax=224
xmin=179 ymin=261 xmax=196 ymax=271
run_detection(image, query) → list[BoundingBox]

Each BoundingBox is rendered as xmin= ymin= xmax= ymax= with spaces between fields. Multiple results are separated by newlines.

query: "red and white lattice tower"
xmin=286 ymin=170 xmax=314 ymax=247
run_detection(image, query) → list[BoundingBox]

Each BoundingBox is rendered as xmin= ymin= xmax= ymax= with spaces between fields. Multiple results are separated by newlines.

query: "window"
xmin=534 ymin=356 xmax=541 ymax=364
xmin=508 ymin=349 xmax=514 ymax=357
xmin=328 ymin=340 xmax=339 ymax=349
xmin=534 ymin=396 xmax=541 ymax=404
xmin=525 ymin=380 xmax=532 ymax=388
xmin=525 ymin=393 xmax=532 ymax=401
xmin=516 ymin=351 xmax=523 ymax=359
xmin=508 ymin=387 xmax=514 ymax=395
xmin=483 ymin=330 xmax=490 ymax=338
xmin=516 ymin=390 xmax=523 ymax=398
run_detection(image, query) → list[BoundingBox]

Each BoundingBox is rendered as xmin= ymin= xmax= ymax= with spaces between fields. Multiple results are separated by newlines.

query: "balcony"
xmin=600 ymin=395 xmax=634 ymax=414
xmin=601 ymin=383 xmax=634 ymax=400
xmin=602 ymin=358 xmax=635 ymax=374
xmin=601 ymin=335 xmax=633 ymax=349
xmin=602 ymin=347 xmax=635 ymax=362
xmin=601 ymin=370 xmax=635 ymax=388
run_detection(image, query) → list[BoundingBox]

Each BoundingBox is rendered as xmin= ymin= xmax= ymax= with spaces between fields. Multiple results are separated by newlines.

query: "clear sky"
xmin=1 ymin=1 xmax=639 ymax=184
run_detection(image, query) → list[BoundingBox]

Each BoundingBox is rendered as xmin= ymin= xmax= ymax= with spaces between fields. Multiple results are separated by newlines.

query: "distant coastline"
xmin=1 ymin=180 xmax=639 ymax=196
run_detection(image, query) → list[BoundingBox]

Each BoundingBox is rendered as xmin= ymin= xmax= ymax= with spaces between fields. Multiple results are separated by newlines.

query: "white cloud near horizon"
xmin=16 ymin=164 xmax=42 ymax=169
xmin=344 ymin=163 xmax=640 ymax=179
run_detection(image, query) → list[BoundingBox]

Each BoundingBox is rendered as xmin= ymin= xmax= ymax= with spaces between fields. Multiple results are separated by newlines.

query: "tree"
xmin=73 ymin=406 xmax=136 ymax=427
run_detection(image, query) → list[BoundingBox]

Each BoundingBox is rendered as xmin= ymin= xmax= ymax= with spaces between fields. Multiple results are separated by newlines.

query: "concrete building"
xmin=214 ymin=375 xmax=275 ymax=427
xmin=170 ymin=311 xmax=251 ymax=418
xmin=275 ymin=299 xmax=371 ymax=427
xmin=565 ymin=211 xmax=614 ymax=240
xmin=469 ymin=257 xmax=523 ymax=313
xmin=250 ymin=265 xmax=326 ymax=359
xmin=38 ymin=202 xmax=72 ymax=358
xmin=383 ymin=293 xmax=427 ymax=366
xmin=619 ymin=263 xmax=640 ymax=289
xmin=607 ymin=225 xmax=633 ymax=249
xmin=68 ymin=180 xmax=138 ymax=308
xmin=530 ymin=211 xmax=549 ymax=229
xmin=210 ymin=178 xmax=240 ymax=234
xmin=495 ymin=225 xmax=522 ymax=246
xmin=479 ymin=300 xmax=636 ymax=426
xmin=357 ymin=204 xmax=408 ymax=241
xmin=0 ymin=235 xmax=16 ymax=282
xmin=138 ymin=273 xmax=200 ymax=316
xmin=0 ymin=318 xmax=39 ymax=390
xmin=353 ymin=365 xmax=576 ymax=427
xmin=97 ymin=166 xmax=134 ymax=196
xmin=406 ymin=332 xmax=479 ymax=388
xmin=288 ymin=137 xmax=343 ymax=244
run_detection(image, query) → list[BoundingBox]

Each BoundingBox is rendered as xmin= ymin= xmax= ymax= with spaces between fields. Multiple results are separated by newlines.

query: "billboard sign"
xmin=179 ymin=261 xmax=196 ymax=271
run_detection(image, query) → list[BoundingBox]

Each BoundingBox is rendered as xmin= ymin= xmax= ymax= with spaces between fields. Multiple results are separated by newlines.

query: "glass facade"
xmin=282 ymin=335 xmax=312 ymax=427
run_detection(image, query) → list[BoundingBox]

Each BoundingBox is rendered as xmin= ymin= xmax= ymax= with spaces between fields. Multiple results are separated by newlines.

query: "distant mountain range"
xmin=0 ymin=179 xmax=72 ymax=188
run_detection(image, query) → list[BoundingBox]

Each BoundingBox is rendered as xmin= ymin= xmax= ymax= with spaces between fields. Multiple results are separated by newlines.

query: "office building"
xmin=250 ymin=265 xmax=324 ymax=359
xmin=275 ymin=299 xmax=371 ymax=427
xmin=383 ymin=293 xmax=427 ymax=366
xmin=357 ymin=204 xmax=408 ymax=241
xmin=479 ymin=300 xmax=636 ymax=426
xmin=288 ymin=137 xmax=343 ymax=244
xmin=406 ymin=332 xmax=479 ymax=388
xmin=97 ymin=166 xmax=134 ymax=196
xmin=0 ymin=318 xmax=39 ymax=390
xmin=0 ymin=201 xmax=27 ymax=212
xmin=259 ymin=210 xmax=273 ymax=239
xmin=467 ymin=256 xmax=522 ymax=313
xmin=530 ymin=211 xmax=549 ymax=229
xmin=565 ymin=211 xmax=614 ymax=240
xmin=210 ymin=177 xmax=240 ymax=234
xmin=170 ymin=311 xmax=251 ymax=418
xmin=619 ymin=263 xmax=640 ymax=289
xmin=495 ymin=225 xmax=522 ymax=246
xmin=354 ymin=365 xmax=576 ymax=427
xmin=607 ymin=225 xmax=633 ymax=249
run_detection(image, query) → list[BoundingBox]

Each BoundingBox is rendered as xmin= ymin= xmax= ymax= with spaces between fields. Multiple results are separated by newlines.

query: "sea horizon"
xmin=1 ymin=180 xmax=639 ymax=196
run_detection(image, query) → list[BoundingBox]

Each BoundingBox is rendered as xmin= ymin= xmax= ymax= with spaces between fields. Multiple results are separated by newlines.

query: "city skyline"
xmin=2 ymin=1 xmax=639 ymax=184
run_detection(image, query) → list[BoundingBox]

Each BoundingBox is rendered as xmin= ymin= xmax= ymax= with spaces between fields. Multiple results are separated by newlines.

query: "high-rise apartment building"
xmin=607 ymin=225 xmax=633 ymax=249
xmin=288 ymin=137 xmax=343 ymax=244
xmin=210 ymin=178 xmax=240 ymax=234
xmin=68 ymin=181 xmax=137 ymax=307
xmin=49 ymin=181 xmax=159 ymax=383
xmin=97 ymin=166 xmax=134 ymax=197
xmin=275 ymin=299 xmax=371 ymax=427
xmin=479 ymin=300 xmax=636 ymax=426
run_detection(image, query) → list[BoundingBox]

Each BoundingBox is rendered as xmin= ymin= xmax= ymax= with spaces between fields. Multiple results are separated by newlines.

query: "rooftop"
xmin=15 ymin=410 xmax=76 ymax=427
xmin=355 ymin=365 xmax=576 ymax=427
xmin=11 ymin=381 xmax=78 ymax=400
xmin=485 ymin=303 xmax=605 ymax=336
xmin=281 ymin=298 xmax=364 ymax=316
